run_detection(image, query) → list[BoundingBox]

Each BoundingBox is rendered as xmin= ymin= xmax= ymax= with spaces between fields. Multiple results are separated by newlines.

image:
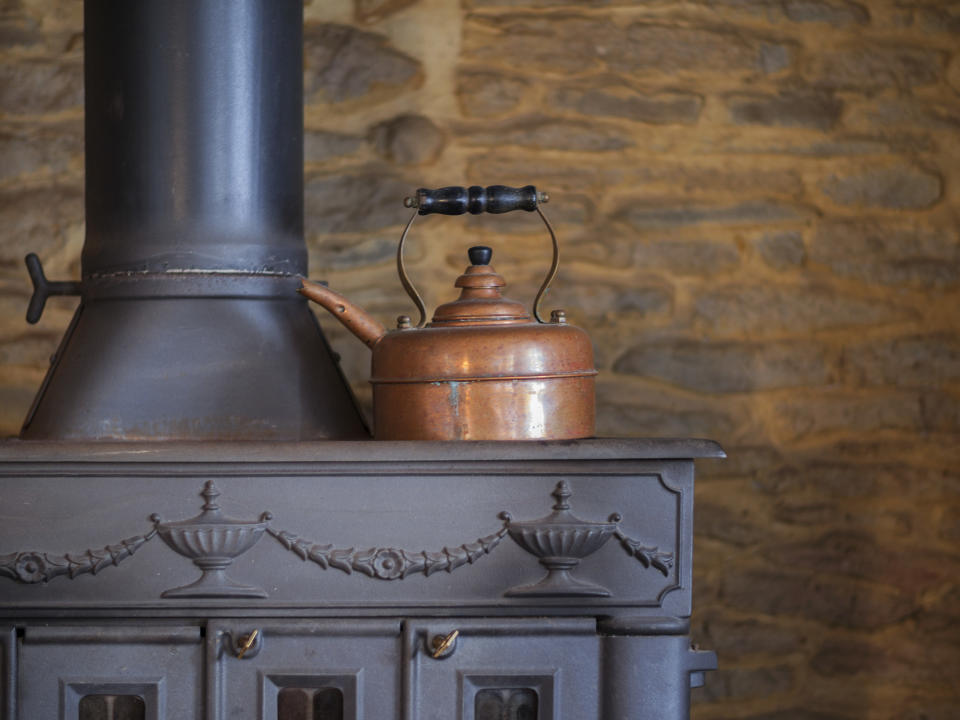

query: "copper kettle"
xmin=299 ymin=185 xmax=596 ymax=441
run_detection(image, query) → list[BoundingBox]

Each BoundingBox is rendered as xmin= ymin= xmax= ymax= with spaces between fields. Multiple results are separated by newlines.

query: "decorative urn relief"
xmin=152 ymin=481 xmax=272 ymax=598
xmin=501 ymin=481 xmax=619 ymax=597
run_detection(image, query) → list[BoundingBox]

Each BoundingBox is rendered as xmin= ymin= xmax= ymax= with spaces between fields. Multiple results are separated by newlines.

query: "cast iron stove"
xmin=0 ymin=2 xmax=719 ymax=719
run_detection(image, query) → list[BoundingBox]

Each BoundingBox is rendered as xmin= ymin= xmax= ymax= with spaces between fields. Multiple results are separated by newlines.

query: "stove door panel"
xmin=18 ymin=625 xmax=203 ymax=720
xmin=211 ymin=620 xmax=401 ymax=720
xmin=404 ymin=618 xmax=599 ymax=720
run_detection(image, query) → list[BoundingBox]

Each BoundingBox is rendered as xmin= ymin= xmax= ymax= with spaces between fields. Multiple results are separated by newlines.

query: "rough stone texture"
xmin=618 ymin=199 xmax=815 ymax=230
xmin=303 ymin=23 xmax=421 ymax=105
xmin=2 ymin=1 xmax=960 ymax=717
xmin=726 ymin=91 xmax=843 ymax=130
xmin=754 ymin=231 xmax=806 ymax=270
xmin=811 ymin=220 xmax=960 ymax=288
xmin=614 ymin=340 xmax=834 ymax=393
xmin=551 ymin=85 xmax=703 ymax=125
xmin=305 ymin=169 xmax=414 ymax=234
xmin=693 ymin=283 xmax=912 ymax=335
xmin=809 ymin=45 xmax=944 ymax=90
xmin=457 ymin=71 xmax=529 ymax=118
xmin=304 ymin=130 xmax=364 ymax=163
xmin=354 ymin=0 xmax=418 ymax=24
xmin=461 ymin=114 xmax=634 ymax=152
xmin=819 ymin=162 xmax=942 ymax=209
xmin=782 ymin=0 xmax=870 ymax=26
xmin=368 ymin=114 xmax=445 ymax=165
xmin=0 ymin=60 xmax=83 ymax=113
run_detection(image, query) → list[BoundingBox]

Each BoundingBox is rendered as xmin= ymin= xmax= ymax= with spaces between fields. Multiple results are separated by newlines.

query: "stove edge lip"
xmin=0 ymin=437 xmax=725 ymax=464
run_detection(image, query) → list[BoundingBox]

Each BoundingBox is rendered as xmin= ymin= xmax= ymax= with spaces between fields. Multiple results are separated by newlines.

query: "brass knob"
xmin=236 ymin=629 xmax=260 ymax=659
xmin=430 ymin=629 xmax=459 ymax=659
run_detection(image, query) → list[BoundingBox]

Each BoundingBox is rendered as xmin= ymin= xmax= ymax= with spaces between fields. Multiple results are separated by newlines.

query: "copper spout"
xmin=299 ymin=279 xmax=386 ymax=349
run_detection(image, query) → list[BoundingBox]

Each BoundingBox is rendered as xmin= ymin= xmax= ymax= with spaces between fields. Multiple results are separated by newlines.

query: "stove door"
xmin=211 ymin=619 xmax=401 ymax=720
xmin=18 ymin=625 xmax=202 ymax=720
xmin=403 ymin=618 xmax=599 ymax=720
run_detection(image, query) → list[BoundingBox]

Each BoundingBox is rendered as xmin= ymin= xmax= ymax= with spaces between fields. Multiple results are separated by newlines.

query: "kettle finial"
xmin=468 ymin=246 xmax=493 ymax=266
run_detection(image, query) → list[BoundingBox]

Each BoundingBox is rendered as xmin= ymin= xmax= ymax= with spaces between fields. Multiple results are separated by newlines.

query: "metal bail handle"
xmin=398 ymin=185 xmax=560 ymax=327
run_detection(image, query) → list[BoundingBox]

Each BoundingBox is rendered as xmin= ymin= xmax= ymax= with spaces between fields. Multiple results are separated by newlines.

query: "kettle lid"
xmin=429 ymin=246 xmax=531 ymax=327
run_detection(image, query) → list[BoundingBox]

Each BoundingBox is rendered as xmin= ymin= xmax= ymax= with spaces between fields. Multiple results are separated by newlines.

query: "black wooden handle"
xmin=408 ymin=185 xmax=544 ymax=216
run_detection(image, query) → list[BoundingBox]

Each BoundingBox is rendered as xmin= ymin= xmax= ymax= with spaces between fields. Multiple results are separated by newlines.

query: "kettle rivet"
xmin=550 ymin=309 xmax=567 ymax=324
xmin=336 ymin=304 xmax=346 ymax=313
xmin=396 ymin=315 xmax=412 ymax=329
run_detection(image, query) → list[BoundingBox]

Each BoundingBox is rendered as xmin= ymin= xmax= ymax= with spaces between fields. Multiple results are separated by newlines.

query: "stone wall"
xmin=2 ymin=0 xmax=959 ymax=717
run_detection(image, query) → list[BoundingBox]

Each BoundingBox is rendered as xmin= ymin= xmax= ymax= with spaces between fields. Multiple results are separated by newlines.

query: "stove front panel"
xmin=0 ymin=459 xmax=693 ymax=618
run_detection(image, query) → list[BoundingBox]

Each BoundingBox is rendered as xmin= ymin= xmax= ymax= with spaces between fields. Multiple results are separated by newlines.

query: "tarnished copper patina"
xmin=299 ymin=185 xmax=597 ymax=441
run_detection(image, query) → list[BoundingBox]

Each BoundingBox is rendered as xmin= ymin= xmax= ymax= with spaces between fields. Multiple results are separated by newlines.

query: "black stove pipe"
xmin=20 ymin=0 xmax=369 ymax=441
xmin=83 ymin=0 xmax=305 ymax=276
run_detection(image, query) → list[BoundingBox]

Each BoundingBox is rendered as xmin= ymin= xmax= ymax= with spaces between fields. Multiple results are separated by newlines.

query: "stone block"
xmin=694 ymin=499 xmax=768 ymax=547
xmin=692 ymin=612 xmax=807 ymax=660
xmin=0 ymin=60 xmax=83 ymax=114
xmin=949 ymin=55 xmax=960 ymax=93
xmin=304 ymin=23 xmax=421 ymax=104
xmin=736 ymin=710 xmax=861 ymax=720
xmin=810 ymin=220 xmax=959 ymax=288
xmin=618 ymin=199 xmax=815 ymax=230
xmin=699 ymin=663 xmax=795 ymax=702
xmin=693 ymin=283 xmax=912 ymax=335
xmin=304 ymin=130 xmax=364 ymax=163
xmin=614 ymin=339 xmax=833 ymax=393
xmin=843 ymin=334 xmax=960 ymax=387
xmin=354 ymin=0 xmax=418 ymax=24
xmin=726 ymin=91 xmax=843 ymax=130
xmin=770 ymin=391 xmax=923 ymax=440
xmin=811 ymin=636 xmax=960 ymax=684
xmin=937 ymin=505 xmax=960 ymax=542
xmin=309 ymin=235 xmax=397 ymax=271
xmin=550 ymin=85 xmax=703 ymax=125
xmin=0 ymin=0 xmax=43 ymax=49
xmin=756 ymin=461 xmax=960 ymax=500
xmin=719 ymin=566 xmax=915 ymax=629
xmin=305 ymin=168 xmax=413 ymax=233
xmin=456 ymin=70 xmax=530 ymax=118
xmin=0 ymin=124 xmax=83 ymax=181
xmin=368 ymin=114 xmax=445 ymax=165
xmin=770 ymin=530 xmax=955 ymax=592
xmin=810 ymin=45 xmax=944 ymax=90
xmin=819 ymin=163 xmax=942 ymax=209
xmin=553 ymin=280 xmax=673 ymax=319
xmin=460 ymin=114 xmax=634 ymax=151
xmin=463 ymin=15 xmax=794 ymax=77
xmin=754 ymin=231 xmax=806 ymax=270
xmin=619 ymin=23 xmax=794 ymax=75
xmin=773 ymin=499 xmax=912 ymax=537
xmin=782 ymin=0 xmax=869 ymax=25
xmin=463 ymin=14 xmax=619 ymax=74
xmin=0 ymin=186 xmax=83 ymax=270
xmin=596 ymin=380 xmax=740 ymax=438
xmin=632 ymin=238 xmax=740 ymax=276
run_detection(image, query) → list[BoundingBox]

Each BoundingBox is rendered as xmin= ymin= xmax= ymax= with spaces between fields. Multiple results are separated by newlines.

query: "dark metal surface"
xmin=21 ymin=0 xmax=369 ymax=440
xmin=20 ymin=298 xmax=369 ymax=440
xmin=0 ymin=440 xmax=719 ymax=718
xmin=83 ymin=0 xmax=305 ymax=276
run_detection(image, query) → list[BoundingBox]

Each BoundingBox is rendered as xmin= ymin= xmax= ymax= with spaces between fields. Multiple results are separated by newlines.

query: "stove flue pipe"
xmin=83 ymin=0 xmax=304 ymax=276
xmin=20 ymin=0 xmax=368 ymax=441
